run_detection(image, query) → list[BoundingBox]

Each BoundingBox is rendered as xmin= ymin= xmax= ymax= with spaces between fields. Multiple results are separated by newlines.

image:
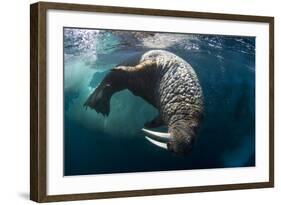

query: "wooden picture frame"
xmin=30 ymin=1 xmax=274 ymax=202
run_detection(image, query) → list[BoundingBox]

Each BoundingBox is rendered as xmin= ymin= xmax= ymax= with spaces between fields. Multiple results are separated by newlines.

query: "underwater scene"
xmin=64 ymin=28 xmax=255 ymax=176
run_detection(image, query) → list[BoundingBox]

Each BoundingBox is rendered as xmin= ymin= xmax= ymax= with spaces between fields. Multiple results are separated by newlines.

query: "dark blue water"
xmin=63 ymin=28 xmax=255 ymax=176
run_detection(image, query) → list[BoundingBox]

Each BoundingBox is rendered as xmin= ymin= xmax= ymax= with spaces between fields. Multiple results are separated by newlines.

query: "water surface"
xmin=63 ymin=28 xmax=255 ymax=176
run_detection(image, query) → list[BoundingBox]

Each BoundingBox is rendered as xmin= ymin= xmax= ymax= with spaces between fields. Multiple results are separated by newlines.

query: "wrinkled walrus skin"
xmin=84 ymin=50 xmax=204 ymax=155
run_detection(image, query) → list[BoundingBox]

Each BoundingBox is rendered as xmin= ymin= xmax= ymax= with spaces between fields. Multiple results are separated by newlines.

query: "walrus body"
xmin=84 ymin=50 xmax=204 ymax=155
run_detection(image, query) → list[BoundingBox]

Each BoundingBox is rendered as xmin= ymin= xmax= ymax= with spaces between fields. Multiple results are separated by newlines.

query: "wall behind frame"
xmin=0 ymin=0 xmax=279 ymax=204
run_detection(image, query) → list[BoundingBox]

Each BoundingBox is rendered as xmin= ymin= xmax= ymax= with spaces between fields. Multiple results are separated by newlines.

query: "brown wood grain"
xmin=30 ymin=2 xmax=39 ymax=202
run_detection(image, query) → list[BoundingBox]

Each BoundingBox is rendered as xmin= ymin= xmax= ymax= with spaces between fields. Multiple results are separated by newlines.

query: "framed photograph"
xmin=30 ymin=1 xmax=274 ymax=202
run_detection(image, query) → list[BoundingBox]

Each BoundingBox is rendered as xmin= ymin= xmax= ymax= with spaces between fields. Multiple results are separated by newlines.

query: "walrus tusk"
xmin=142 ymin=128 xmax=171 ymax=143
xmin=145 ymin=137 xmax=168 ymax=150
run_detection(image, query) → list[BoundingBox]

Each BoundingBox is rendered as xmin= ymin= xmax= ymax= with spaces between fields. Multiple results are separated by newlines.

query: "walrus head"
xmin=84 ymin=69 xmax=128 ymax=116
xmin=143 ymin=119 xmax=198 ymax=155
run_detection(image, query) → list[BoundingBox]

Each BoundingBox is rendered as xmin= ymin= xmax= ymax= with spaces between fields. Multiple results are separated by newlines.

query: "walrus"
xmin=84 ymin=50 xmax=204 ymax=155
